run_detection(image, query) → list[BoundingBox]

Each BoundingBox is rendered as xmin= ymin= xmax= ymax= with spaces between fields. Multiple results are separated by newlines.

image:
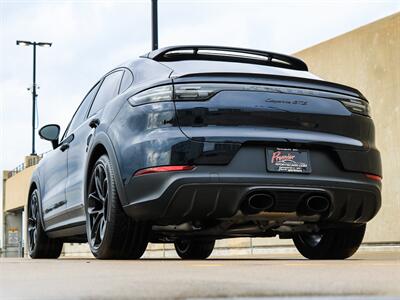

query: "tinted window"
xmin=119 ymin=70 xmax=133 ymax=93
xmin=88 ymin=71 xmax=123 ymax=117
xmin=64 ymin=82 xmax=100 ymax=138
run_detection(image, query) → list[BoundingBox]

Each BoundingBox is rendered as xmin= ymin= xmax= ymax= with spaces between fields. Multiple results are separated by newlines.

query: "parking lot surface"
xmin=0 ymin=251 xmax=399 ymax=300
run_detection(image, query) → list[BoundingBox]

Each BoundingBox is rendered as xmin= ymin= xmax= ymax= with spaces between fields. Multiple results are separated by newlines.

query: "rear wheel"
xmin=86 ymin=154 xmax=150 ymax=259
xmin=174 ymin=239 xmax=215 ymax=259
xmin=293 ymin=224 xmax=366 ymax=259
xmin=28 ymin=189 xmax=63 ymax=259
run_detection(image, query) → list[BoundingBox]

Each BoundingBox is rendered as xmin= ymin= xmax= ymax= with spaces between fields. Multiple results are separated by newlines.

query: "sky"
xmin=0 ymin=0 xmax=399 ymax=173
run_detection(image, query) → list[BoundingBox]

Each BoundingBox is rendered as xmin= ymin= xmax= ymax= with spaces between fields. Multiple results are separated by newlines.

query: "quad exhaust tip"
xmin=303 ymin=195 xmax=330 ymax=214
xmin=241 ymin=192 xmax=330 ymax=215
xmin=241 ymin=192 xmax=275 ymax=215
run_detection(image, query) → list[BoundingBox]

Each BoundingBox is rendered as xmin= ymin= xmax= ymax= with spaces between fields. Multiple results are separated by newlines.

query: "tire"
xmin=85 ymin=154 xmax=150 ymax=259
xmin=293 ymin=224 xmax=366 ymax=259
xmin=28 ymin=189 xmax=63 ymax=259
xmin=174 ymin=239 xmax=215 ymax=260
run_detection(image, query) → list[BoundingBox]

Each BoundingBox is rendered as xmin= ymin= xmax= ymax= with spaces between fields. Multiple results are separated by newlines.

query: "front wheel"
xmin=174 ymin=239 xmax=215 ymax=259
xmin=293 ymin=224 xmax=366 ymax=259
xmin=86 ymin=154 xmax=150 ymax=259
xmin=28 ymin=189 xmax=63 ymax=258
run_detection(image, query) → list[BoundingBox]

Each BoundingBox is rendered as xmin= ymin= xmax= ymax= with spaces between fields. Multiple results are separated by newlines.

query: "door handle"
xmin=87 ymin=134 xmax=93 ymax=146
xmin=59 ymin=134 xmax=74 ymax=152
xmin=89 ymin=118 xmax=100 ymax=128
xmin=60 ymin=143 xmax=69 ymax=152
xmin=85 ymin=134 xmax=93 ymax=153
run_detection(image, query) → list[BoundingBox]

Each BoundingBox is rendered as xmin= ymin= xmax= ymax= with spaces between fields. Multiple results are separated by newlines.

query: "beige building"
xmin=295 ymin=12 xmax=400 ymax=244
xmin=1 ymin=13 xmax=399 ymax=257
xmin=1 ymin=156 xmax=40 ymax=256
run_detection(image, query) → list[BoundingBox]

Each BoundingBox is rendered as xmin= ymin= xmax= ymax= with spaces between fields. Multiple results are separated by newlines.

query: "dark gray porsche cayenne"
xmin=28 ymin=46 xmax=382 ymax=260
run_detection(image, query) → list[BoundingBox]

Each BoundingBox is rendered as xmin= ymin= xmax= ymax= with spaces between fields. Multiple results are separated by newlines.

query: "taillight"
xmin=340 ymin=98 xmax=371 ymax=116
xmin=173 ymin=83 xmax=281 ymax=101
xmin=173 ymin=83 xmax=371 ymax=112
xmin=174 ymin=84 xmax=227 ymax=101
xmin=134 ymin=165 xmax=195 ymax=176
xmin=128 ymin=85 xmax=173 ymax=106
xmin=365 ymin=174 xmax=382 ymax=181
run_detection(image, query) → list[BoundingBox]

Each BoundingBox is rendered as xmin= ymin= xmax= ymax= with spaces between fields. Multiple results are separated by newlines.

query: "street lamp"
xmin=16 ymin=40 xmax=52 ymax=155
xmin=152 ymin=0 xmax=158 ymax=50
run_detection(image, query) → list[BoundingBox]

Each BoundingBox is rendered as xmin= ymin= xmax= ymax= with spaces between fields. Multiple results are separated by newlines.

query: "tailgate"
xmin=172 ymin=76 xmax=373 ymax=150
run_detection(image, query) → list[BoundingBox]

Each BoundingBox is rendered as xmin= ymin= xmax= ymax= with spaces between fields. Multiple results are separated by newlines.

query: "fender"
xmin=84 ymin=131 xmax=128 ymax=207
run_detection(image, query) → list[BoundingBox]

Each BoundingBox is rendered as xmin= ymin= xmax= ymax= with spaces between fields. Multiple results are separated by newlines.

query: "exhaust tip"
xmin=304 ymin=195 xmax=330 ymax=214
xmin=241 ymin=193 xmax=275 ymax=215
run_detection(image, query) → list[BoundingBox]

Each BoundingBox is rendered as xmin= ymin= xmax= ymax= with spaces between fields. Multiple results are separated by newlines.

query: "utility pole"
xmin=152 ymin=0 xmax=158 ymax=50
xmin=16 ymin=40 xmax=52 ymax=155
xmin=32 ymin=43 xmax=37 ymax=156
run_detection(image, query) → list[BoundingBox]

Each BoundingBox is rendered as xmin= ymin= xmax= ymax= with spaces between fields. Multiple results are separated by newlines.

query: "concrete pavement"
xmin=0 ymin=251 xmax=399 ymax=300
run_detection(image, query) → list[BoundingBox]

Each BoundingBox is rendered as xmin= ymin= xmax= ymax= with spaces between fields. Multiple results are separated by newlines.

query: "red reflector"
xmin=365 ymin=174 xmax=382 ymax=181
xmin=134 ymin=165 xmax=195 ymax=176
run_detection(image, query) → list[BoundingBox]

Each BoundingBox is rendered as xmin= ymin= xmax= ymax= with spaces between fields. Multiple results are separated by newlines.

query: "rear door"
xmin=61 ymin=81 xmax=100 ymax=225
xmin=65 ymin=70 xmax=123 ymax=222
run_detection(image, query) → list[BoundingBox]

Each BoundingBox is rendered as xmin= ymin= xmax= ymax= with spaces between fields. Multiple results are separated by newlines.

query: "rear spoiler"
xmin=141 ymin=45 xmax=309 ymax=72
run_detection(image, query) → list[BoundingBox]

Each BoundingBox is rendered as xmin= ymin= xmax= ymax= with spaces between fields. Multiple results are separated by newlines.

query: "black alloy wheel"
xmin=299 ymin=232 xmax=323 ymax=248
xmin=28 ymin=189 xmax=63 ymax=259
xmin=87 ymin=162 xmax=109 ymax=250
xmin=293 ymin=224 xmax=366 ymax=259
xmin=27 ymin=190 xmax=39 ymax=252
xmin=174 ymin=239 xmax=215 ymax=259
xmin=86 ymin=154 xmax=150 ymax=259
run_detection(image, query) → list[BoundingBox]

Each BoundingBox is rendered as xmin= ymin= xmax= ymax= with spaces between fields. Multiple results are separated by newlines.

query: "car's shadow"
xmin=59 ymin=257 xmax=363 ymax=261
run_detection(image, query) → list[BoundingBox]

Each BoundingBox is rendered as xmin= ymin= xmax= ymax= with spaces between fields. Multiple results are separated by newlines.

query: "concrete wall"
xmin=4 ymin=166 xmax=35 ymax=212
xmin=294 ymin=12 xmax=400 ymax=243
xmin=1 ymin=171 xmax=8 ymax=250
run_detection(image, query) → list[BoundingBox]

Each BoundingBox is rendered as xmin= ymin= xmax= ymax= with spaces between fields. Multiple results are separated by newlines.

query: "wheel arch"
xmin=85 ymin=132 xmax=128 ymax=207
xmin=28 ymin=177 xmax=46 ymax=230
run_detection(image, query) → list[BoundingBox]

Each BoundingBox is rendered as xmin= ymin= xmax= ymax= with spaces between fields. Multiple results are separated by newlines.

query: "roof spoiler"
xmin=141 ymin=45 xmax=309 ymax=72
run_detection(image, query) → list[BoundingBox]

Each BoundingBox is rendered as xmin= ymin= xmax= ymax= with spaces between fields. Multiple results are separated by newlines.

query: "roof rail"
xmin=142 ymin=45 xmax=308 ymax=71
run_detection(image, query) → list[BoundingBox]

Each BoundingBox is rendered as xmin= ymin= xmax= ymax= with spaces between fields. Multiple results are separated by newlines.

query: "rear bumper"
xmin=123 ymin=176 xmax=380 ymax=225
xmin=123 ymin=147 xmax=381 ymax=225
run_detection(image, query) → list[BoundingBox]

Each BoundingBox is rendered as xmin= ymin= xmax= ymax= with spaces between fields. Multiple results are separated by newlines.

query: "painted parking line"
xmin=284 ymin=262 xmax=399 ymax=267
xmin=190 ymin=264 xmax=224 ymax=267
xmin=191 ymin=297 xmax=400 ymax=300
xmin=284 ymin=263 xmax=327 ymax=266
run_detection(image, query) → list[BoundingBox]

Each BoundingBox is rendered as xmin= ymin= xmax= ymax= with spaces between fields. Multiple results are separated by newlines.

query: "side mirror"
xmin=39 ymin=124 xmax=60 ymax=149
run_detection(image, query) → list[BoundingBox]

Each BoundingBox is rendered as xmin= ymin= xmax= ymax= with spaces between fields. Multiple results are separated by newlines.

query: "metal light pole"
xmin=152 ymin=0 xmax=158 ymax=50
xmin=16 ymin=40 xmax=52 ymax=155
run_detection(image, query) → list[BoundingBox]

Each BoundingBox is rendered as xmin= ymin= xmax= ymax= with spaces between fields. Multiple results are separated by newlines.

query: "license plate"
xmin=266 ymin=148 xmax=311 ymax=174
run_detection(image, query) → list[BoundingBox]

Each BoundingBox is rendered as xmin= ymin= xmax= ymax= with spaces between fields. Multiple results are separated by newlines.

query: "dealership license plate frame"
xmin=266 ymin=148 xmax=312 ymax=174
